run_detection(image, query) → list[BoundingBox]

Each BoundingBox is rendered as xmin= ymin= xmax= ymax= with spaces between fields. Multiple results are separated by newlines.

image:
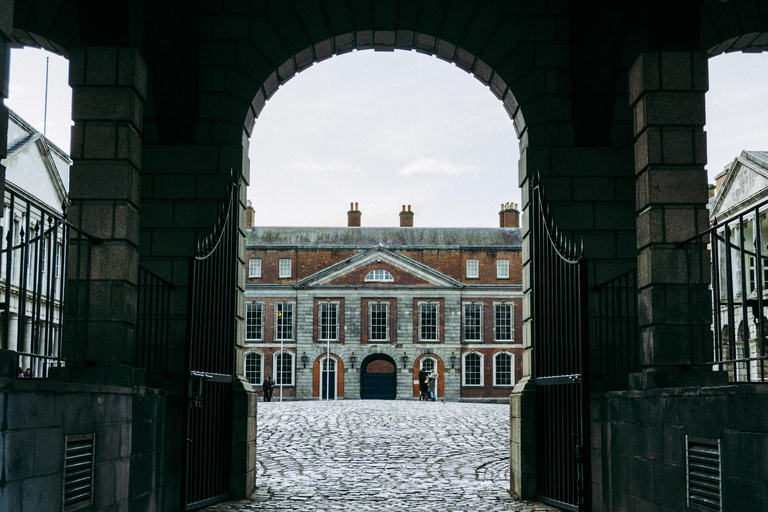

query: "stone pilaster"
xmin=630 ymin=51 xmax=724 ymax=388
xmin=67 ymin=47 xmax=146 ymax=369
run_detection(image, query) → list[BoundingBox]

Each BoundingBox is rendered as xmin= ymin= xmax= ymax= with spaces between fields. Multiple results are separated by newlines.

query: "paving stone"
xmin=200 ymin=401 xmax=558 ymax=512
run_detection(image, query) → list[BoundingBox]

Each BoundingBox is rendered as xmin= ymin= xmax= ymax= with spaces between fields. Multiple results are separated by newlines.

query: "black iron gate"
xmin=181 ymin=175 xmax=241 ymax=510
xmin=530 ymin=176 xmax=591 ymax=511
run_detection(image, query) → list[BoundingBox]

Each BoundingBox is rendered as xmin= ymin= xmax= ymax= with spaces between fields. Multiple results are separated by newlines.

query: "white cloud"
xmin=398 ymin=158 xmax=481 ymax=177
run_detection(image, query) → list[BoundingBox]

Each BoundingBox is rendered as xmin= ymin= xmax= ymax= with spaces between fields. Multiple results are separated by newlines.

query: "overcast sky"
xmin=6 ymin=47 xmax=767 ymax=227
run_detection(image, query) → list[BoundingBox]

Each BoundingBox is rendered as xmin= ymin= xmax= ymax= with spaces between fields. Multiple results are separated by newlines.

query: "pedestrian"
xmin=428 ymin=370 xmax=438 ymax=401
xmin=17 ymin=367 xmax=23 ymax=378
xmin=262 ymin=375 xmax=274 ymax=402
xmin=24 ymin=368 xmax=32 ymax=378
xmin=418 ymin=367 xmax=429 ymax=401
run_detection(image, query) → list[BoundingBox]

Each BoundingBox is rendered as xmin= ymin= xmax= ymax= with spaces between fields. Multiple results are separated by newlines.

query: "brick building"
xmin=242 ymin=203 xmax=522 ymax=401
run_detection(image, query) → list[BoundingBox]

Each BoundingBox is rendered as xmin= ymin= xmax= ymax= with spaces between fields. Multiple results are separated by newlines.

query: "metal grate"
xmin=686 ymin=436 xmax=722 ymax=511
xmin=63 ymin=433 xmax=95 ymax=511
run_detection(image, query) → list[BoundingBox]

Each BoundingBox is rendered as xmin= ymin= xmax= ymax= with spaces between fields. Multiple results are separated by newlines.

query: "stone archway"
xmin=360 ymin=353 xmax=397 ymax=400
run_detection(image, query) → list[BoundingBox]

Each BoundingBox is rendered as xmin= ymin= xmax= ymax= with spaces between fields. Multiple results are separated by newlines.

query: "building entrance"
xmin=360 ymin=354 xmax=397 ymax=400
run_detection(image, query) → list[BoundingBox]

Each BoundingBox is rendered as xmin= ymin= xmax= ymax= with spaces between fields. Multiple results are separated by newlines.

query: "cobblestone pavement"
xmin=201 ymin=400 xmax=559 ymax=512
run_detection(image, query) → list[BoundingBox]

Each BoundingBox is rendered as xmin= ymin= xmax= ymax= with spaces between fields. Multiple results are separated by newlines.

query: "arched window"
xmin=365 ymin=269 xmax=394 ymax=282
xmin=244 ymin=351 xmax=263 ymax=385
xmin=493 ymin=351 xmax=515 ymax=387
xmin=273 ymin=350 xmax=295 ymax=386
xmin=420 ymin=357 xmax=436 ymax=373
xmin=462 ymin=351 xmax=484 ymax=386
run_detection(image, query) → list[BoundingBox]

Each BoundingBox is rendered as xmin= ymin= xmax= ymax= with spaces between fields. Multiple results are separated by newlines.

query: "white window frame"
xmin=273 ymin=349 xmax=295 ymax=386
xmin=244 ymin=350 xmax=264 ymax=386
xmin=493 ymin=351 xmax=515 ymax=387
xmin=249 ymin=258 xmax=262 ymax=278
xmin=494 ymin=302 xmax=514 ymax=342
xmin=275 ymin=302 xmax=295 ymax=341
xmin=466 ymin=259 xmax=479 ymax=279
xmin=497 ymin=259 xmax=510 ymax=279
xmin=319 ymin=301 xmax=340 ymax=341
xmin=463 ymin=303 xmax=483 ymax=342
xmin=245 ymin=302 xmax=264 ymax=342
xmin=418 ymin=302 xmax=439 ymax=342
xmin=369 ymin=302 xmax=390 ymax=342
xmin=365 ymin=269 xmax=394 ymax=282
xmin=279 ymin=258 xmax=292 ymax=278
xmin=462 ymin=351 xmax=484 ymax=386
xmin=319 ymin=355 xmax=337 ymax=398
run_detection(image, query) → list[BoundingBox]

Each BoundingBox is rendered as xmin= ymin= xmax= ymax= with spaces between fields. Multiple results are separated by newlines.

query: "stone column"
xmin=66 ymin=47 xmax=146 ymax=376
xmin=630 ymin=52 xmax=724 ymax=388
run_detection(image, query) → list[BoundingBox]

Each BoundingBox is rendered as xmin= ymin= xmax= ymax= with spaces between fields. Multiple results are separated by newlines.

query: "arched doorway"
xmin=360 ymin=354 xmax=397 ymax=400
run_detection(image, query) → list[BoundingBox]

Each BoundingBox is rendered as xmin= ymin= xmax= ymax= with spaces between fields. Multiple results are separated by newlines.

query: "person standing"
xmin=262 ymin=375 xmax=275 ymax=402
xmin=428 ymin=370 xmax=438 ymax=401
xmin=418 ymin=367 xmax=429 ymax=401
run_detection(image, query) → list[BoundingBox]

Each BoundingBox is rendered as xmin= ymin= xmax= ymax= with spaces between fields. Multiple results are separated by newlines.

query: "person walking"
xmin=418 ymin=367 xmax=429 ymax=401
xmin=427 ymin=370 xmax=438 ymax=401
xmin=262 ymin=375 xmax=275 ymax=402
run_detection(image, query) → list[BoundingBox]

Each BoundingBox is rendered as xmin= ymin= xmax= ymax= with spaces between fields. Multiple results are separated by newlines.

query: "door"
xmin=321 ymin=357 xmax=336 ymax=399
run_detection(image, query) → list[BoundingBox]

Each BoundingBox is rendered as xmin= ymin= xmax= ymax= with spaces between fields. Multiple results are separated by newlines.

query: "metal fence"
xmin=136 ymin=266 xmax=173 ymax=374
xmin=683 ymin=196 xmax=768 ymax=383
xmin=0 ymin=188 xmax=99 ymax=378
xmin=591 ymin=269 xmax=641 ymax=377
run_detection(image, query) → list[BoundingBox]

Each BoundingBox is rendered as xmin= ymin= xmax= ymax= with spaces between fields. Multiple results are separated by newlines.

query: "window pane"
xmin=495 ymin=304 xmax=512 ymax=341
xmin=322 ymin=357 xmax=336 ymax=371
xmin=320 ymin=303 xmax=338 ymax=341
xmin=422 ymin=358 xmax=435 ymax=372
xmin=246 ymin=303 xmax=263 ymax=341
xmin=370 ymin=303 xmax=388 ymax=341
xmin=279 ymin=259 xmax=291 ymax=278
xmin=467 ymin=259 xmax=479 ymax=278
xmin=465 ymin=353 xmax=481 ymax=385
xmin=495 ymin=353 xmax=512 ymax=386
xmin=497 ymin=259 xmax=509 ymax=278
xmin=276 ymin=353 xmax=293 ymax=385
xmin=276 ymin=303 xmax=293 ymax=340
xmin=365 ymin=269 xmax=393 ymax=282
xmin=245 ymin=353 xmax=262 ymax=385
xmin=420 ymin=304 xmax=438 ymax=340
xmin=249 ymin=258 xmax=261 ymax=278
xmin=464 ymin=304 xmax=482 ymax=341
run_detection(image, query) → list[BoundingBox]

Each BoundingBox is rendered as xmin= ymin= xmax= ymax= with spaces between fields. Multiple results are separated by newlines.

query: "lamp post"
xmin=402 ymin=351 xmax=408 ymax=366
xmin=350 ymin=352 xmax=356 ymax=369
xmin=302 ymin=351 xmax=308 ymax=369
xmin=450 ymin=351 xmax=456 ymax=370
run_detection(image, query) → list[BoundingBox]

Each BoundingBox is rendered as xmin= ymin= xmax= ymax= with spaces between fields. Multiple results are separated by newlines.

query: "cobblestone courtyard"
xmin=203 ymin=400 xmax=557 ymax=512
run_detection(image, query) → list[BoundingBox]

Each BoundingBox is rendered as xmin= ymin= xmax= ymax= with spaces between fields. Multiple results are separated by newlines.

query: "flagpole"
xmin=43 ymin=57 xmax=49 ymax=138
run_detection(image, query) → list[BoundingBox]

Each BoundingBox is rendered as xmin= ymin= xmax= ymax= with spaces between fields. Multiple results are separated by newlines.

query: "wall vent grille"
xmin=686 ymin=436 xmax=722 ymax=511
xmin=63 ymin=433 xmax=96 ymax=511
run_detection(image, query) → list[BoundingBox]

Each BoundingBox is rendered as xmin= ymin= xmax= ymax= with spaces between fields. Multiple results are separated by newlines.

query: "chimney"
xmin=245 ymin=200 xmax=254 ymax=230
xmin=499 ymin=202 xmax=520 ymax=228
xmin=347 ymin=202 xmax=361 ymax=227
xmin=399 ymin=205 xmax=414 ymax=227
xmin=708 ymin=184 xmax=716 ymax=199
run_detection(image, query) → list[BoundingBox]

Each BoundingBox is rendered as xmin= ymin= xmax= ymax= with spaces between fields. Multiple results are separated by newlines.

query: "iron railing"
xmin=182 ymin=174 xmax=240 ymax=510
xmin=591 ymin=269 xmax=640 ymax=377
xmin=683 ymin=196 xmax=768 ymax=383
xmin=135 ymin=266 xmax=173 ymax=374
xmin=530 ymin=175 xmax=590 ymax=511
xmin=0 ymin=188 xmax=100 ymax=378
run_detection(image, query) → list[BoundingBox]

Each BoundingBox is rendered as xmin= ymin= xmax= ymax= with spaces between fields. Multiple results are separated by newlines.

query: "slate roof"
xmin=246 ymin=226 xmax=522 ymax=250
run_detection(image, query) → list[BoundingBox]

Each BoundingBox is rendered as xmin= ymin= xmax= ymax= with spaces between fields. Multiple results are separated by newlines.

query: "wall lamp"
xmin=450 ymin=351 xmax=456 ymax=369
xmin=301 ymin=351 xmax=308 ymax=369
xmin=402 ymin=351 xmax=408 ymax=364
xmin=350 ymin=352 xmax=356 ymax=368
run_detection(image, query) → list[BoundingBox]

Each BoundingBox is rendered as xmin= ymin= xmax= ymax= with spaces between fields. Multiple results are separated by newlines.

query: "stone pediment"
xmin=713 ymin=155 xmax=768 ymax=221
xmin=294 ymin=247 xmax=463 ymax=289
